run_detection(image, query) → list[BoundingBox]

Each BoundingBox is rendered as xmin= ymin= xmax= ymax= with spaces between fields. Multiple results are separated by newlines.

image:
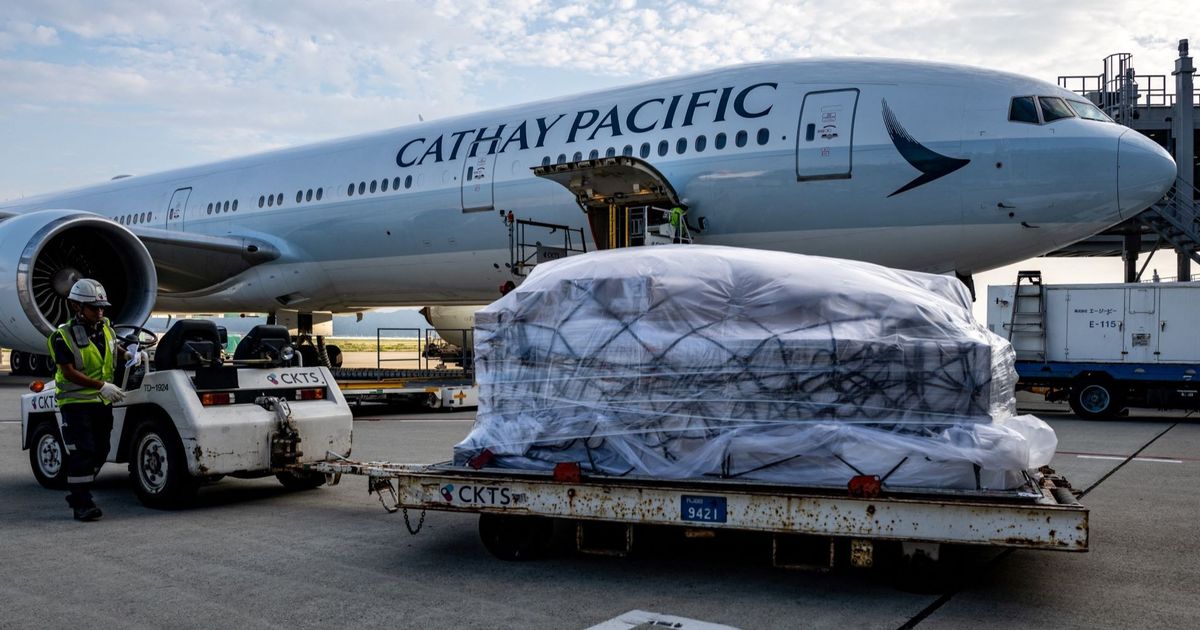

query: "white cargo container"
xmin=987 ymin=279 xmax=1200 ymax=418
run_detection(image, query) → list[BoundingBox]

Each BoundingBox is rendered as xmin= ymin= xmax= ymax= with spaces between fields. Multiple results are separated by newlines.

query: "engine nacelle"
xmin=0 ymin=210 xmax=157 ymax=353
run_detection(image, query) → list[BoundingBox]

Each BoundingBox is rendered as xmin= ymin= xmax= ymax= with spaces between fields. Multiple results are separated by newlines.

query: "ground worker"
xmin=668 ymin=205 xmax=697 ymax=243
xmin=47 ymin=278 xmax=126 ymax=521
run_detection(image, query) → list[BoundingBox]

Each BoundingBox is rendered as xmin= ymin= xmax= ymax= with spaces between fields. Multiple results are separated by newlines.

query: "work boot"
xmin=67 ymin=494 xmax=103 ymax=522
xmin=73 ymin=504 xmax=103 ymax=521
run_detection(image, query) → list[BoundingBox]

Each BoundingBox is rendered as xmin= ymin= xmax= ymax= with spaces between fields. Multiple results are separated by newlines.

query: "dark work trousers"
xmin=60 ymin=402 xmax=114 ymax=505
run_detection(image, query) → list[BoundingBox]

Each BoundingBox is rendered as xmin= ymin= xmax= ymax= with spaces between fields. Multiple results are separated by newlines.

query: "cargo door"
xmin=796 ymin=89 xmax=858 ymax=181
xmin=461 ymin=144 xmax=498 ymax=212
xmin=1063 ymin=288 xmax=1125 ymax=361
xmin=165 ymin=187 xmax=191 ymax=231
xmin=1157 ymin=286 xmax=1200 ymax=362
xmin=1124 ymin=286 xmax=1157 ymax=363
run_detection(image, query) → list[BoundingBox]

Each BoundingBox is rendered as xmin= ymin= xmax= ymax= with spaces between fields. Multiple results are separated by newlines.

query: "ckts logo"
xmin=267 ymin=371 xmax=322 ymax=385
xmin=440 ymin=484 xmax=515 ymax=506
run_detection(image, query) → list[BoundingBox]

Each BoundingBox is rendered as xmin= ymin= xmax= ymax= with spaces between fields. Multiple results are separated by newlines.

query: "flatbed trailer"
xmin=304 ymin=459 xmax=1087 ymax=570
xmin=330 ymin=368 xmax=477 ymax=409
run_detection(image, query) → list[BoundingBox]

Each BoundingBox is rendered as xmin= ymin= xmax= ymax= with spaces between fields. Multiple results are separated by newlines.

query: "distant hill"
xmin=148 ymin=308 xmax=431 ymax=337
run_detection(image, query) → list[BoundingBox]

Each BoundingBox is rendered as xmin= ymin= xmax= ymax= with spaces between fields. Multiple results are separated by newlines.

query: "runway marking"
xmin=1076 ymin=454 xmax=1182 ymax=464
xmin=0 ymin=420 xmax=19 ymax=424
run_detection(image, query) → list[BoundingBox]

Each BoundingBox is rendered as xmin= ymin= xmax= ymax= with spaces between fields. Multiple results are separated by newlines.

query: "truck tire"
xmin=275 ymin=470 xmax=326 ymax=490
xmin=325 ymin=345 xmax=343 ymax=368
xmin=128 ymin=419 xmax=197 ymax=509
xmin=1069 ymin=379 xmax=1122 ymax=420
xmin=28 ymin=421 xmax=68 ymax=490
xmin=478 ymin=513 xmax=554 ymax=561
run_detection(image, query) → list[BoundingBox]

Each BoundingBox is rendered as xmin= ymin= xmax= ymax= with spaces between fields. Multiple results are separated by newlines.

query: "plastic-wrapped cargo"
xmin=454 ymin=245 xmax=1056 ymax=490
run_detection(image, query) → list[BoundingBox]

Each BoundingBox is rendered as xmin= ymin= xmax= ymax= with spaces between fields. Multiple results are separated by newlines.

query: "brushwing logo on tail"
xmin=882 ymin=99 xmax=970 ymax=197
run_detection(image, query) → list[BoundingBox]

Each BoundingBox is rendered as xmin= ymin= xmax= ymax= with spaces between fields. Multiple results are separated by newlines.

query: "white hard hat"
xmin=68 ymin=278 xmax=111 ymax=307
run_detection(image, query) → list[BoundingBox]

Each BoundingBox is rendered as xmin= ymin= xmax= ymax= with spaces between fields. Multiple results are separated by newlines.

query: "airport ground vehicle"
xmin=19 ymin=320 xmax=352 ymax=508
xmin=988 ymin=272 xmax=1200 ymax=418
xmin=307 ymin=459 xmax=1087 ymax=575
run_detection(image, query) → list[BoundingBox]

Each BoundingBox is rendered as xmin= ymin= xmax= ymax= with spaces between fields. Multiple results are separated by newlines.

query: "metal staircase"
xmin=1139 ymin=178 xmax=1200 ymax=266
xmin=1007 ymin=270 xmax=1047 ymax=362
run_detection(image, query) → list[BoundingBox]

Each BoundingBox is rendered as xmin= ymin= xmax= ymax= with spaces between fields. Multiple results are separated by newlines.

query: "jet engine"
xmin=0 ymin=210 xmax=157 ymax=353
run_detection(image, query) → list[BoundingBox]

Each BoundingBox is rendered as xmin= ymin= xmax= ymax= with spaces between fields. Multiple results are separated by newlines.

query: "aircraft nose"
xmin=1118 ymin=130 xmax=1177 ymax=218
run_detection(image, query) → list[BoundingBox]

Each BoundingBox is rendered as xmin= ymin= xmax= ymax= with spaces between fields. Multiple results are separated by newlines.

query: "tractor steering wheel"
xmin=111 ymin=324 xmax=159 ymax=349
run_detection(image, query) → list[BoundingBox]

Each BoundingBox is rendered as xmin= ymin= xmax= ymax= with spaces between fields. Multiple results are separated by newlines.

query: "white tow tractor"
xmin=20 ymin=320 xmax=352 ymax=508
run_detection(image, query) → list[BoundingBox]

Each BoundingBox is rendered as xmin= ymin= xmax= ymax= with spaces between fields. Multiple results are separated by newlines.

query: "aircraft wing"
xmin=130 ymin=226 xmax=281 ymax=293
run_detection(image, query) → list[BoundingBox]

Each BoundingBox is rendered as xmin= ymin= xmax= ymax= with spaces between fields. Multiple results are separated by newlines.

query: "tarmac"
xmin=0 ymin=357 xmax=1196 ymax=629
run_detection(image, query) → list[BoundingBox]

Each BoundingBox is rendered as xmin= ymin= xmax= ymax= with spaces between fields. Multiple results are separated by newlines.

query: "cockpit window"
xmin=1039 ymin=96 xmax=1075 ymax=122
xmin=1009 ymin=96 xmax=1039 ymax=124
xmin=1068 ymin=99 xmax=1113 ymax=122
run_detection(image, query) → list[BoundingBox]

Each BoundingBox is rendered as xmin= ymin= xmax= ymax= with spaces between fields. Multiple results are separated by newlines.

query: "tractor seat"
xmin=155 ymin=319 xmax=222 ymax=371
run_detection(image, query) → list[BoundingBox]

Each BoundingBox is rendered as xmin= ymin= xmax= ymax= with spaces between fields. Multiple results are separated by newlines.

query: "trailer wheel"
xmin=128 ymin=419 xmax=197 ymax=509
xmin=1069 ymin=378 xmax=1122 ymax=420
xmin=275 ymin=470 xmax=327 ymax=491
xmin=478 ymin=513 xmax=554 ymax=561
xmin=28 ymin=421 xmax=68 ymax=489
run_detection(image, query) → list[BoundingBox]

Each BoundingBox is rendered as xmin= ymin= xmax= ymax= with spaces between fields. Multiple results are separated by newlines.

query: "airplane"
xmin=0 ymin=57 xmax=1178 ymax=367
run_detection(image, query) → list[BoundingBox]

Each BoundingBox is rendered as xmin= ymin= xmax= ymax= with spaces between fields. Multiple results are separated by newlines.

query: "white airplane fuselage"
xmin=0 ymin=58 xmax=1177 ymax=342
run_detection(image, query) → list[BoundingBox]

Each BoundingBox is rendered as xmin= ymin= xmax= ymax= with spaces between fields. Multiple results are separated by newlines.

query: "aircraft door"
xmin=461 ymin=145 xmax=498 ymax=212
xmin=166 ymin=187 xmax=191 ymax=231
xmin=796 ymin=89 xmax=859 ymax=180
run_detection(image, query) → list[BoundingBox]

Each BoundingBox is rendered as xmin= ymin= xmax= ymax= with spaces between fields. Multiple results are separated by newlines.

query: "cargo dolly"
xmin=305 ymin=458 xmax=1087 ymax=571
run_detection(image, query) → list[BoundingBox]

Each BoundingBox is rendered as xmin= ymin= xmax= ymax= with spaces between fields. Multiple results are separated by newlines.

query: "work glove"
xmin=99 ymin=382 xmax=126 ymax=403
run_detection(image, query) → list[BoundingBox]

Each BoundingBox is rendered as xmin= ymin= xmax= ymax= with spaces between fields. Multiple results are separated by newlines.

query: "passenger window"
xmin=756 ymin=128 xmax=769 ymax=145
xmin=259 ymin=195 xmax=266 ymax=208
xmin=207 ymin=203 xmax=213 ymax=215
xmin=695 ymin=135 xmax=707 ymax=152
xmin=657 ymin=140 xmax=668 ymax=156
xmin=267 ymin=195 xmax=274 ymax=207
xmin=223 ymin=201 xmax=230 ymax=212
xmin=316 ymin=188 xmax=323 ymax=200
xmin=589 ymin=149 xmax=599 ymax=160
xmin=369 ymin=180 xmax=377 ymax=193
xmin=622 ymin=145 xmax=633 ymax=156
xmin=276 ymin=193 xmax=283 ymax=206
xmin=1009 ymin=97 xmax=1039 ymax=124
xmin=306 ymin=189 xmax=313 ymax=202
xmin=1039 ymin=97 xmax=1075 ymax=122
xmin=715 ymin=133 xmax=727 ymax=149
xmin=347 ymin=184 xmax=355 ymax=196
xmin=232 ymin=200 xmax=238 ymax=211
xmin=557 ymin=154 xmax=566 ymax=164
xmin=358 ymin=182 xmax=365 ymax=195
xmin=605 ymin=147 xmax=616 ymax=158
xmin=542 ymin=156 xmax=551 ymax=166
xmin=296 ymin=191 xmax=303 ymax=203
xmin=403 ymin=176 xmax=412 ymax=189
xmin=676 ymin=138 xmax=687 ymax=154
xmin=392 ymin=177 xmax=400 ymax=190
xmin=640 ymin=143 xmax=650 ymax=158
xmin=381 ymin=178 xmax=389 ymax=192
xmin=573 ymin=151 xmax=582 ymax=162
xmin=735 ymin=130 xmax=748 ymax=147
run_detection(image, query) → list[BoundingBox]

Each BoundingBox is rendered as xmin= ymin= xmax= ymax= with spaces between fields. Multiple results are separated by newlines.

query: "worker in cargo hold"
xmin=46 ymin=278 xmax=127 ymax=522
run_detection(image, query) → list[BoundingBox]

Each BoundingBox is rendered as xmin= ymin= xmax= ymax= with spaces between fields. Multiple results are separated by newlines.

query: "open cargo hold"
xmin=455 ymin=246 xmax=1056 ymax=491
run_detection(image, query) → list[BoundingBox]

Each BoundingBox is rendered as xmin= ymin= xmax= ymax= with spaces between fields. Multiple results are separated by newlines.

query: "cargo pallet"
xmin=304 ymin=459 xmax=1087 ymax=570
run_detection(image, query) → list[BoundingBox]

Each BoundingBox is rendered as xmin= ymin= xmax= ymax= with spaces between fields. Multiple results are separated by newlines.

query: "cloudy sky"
xmin=0 ymin=0 xmax=1194 ymax=297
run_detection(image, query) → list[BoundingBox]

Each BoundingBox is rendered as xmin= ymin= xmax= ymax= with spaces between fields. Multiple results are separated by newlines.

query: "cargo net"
xmin=455 ymin=246 xmax=1056 ymax=490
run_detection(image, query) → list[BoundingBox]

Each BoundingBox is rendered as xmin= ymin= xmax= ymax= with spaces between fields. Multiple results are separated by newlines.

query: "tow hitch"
xmin=257 ymin=396 xmax=303 ymax=469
